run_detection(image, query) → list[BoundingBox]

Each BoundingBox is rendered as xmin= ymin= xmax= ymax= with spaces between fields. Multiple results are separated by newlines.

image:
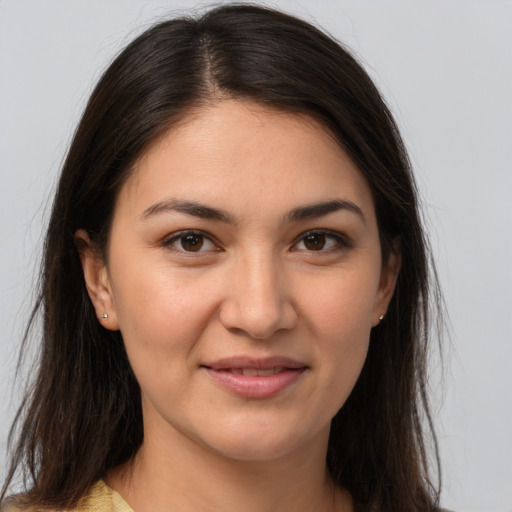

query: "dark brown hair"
xmin=2 ymin=4 xmax=442 ymax=511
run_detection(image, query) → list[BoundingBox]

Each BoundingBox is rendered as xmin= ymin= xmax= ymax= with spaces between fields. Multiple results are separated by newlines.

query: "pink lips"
xmin=201 ymin=356 xmax=307 ymax=399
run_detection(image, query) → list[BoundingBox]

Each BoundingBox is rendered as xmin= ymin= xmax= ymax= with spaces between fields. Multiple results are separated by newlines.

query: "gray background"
xmin=1 ymin=1 xmax=511 ymax=511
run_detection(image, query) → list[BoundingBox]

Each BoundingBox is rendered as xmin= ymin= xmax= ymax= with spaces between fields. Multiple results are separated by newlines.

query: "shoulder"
xmin=0 ymin=497 xmax=32 ymax=512
xmin=1 ymin=481 xmax=133 ymax=512
xmin=73 ymin=480 xmax=132 ymax=512
xmin=0 ymin=500 xmax=33 ymax=512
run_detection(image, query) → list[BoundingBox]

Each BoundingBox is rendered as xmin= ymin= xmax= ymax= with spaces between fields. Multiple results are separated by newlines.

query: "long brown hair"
xmin=2 ymin=5 xmax=442 ymax=511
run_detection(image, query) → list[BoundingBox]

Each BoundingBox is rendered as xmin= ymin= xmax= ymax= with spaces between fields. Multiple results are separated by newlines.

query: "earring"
xmin=98 ymin=313 xmax=108 ymax=319
xmin=379 ymin=314 xmax=384 ymax=321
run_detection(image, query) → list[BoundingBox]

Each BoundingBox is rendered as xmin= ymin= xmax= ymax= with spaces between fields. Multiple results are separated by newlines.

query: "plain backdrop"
xmin=1 ymin=1 xmax=511 ymax=511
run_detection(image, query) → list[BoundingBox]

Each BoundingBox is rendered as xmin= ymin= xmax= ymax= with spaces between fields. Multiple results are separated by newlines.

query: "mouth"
xmin=200 ymin=356 xmax=308 ymax=399
xmin=218 ymin=367 xmax=287 ymax=376
xmin=202 ymin=355 xmax=306 ymax=371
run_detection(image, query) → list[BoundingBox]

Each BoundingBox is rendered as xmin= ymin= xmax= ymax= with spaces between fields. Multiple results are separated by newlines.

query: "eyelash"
xmin=162 ymin=230 xmax=220 ymax=254
xmin=291 ymin=230 xmax=351 ymax=253
xmin=162 ymin=229 xmax=351 ymax=254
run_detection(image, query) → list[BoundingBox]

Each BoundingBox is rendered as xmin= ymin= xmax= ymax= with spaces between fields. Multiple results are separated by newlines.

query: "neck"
xmin=107 ymin=420 xmax=352 ymax=512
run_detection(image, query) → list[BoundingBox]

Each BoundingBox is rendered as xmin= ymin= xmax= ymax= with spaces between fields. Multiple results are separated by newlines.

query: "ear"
xmin=75 ymin=229 xmax=120 ymax=330
xmin=371 ymin=241 xmax=401 ymax=327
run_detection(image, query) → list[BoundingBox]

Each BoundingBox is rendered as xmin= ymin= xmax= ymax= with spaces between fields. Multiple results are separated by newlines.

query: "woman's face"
xmin=81 ymin=100 xmax=398 ymax=462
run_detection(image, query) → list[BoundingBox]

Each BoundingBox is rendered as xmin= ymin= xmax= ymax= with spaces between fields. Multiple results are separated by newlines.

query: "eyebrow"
xmin=286 ymin=199 xmax=366 ymax=224
xmin=139 ymin=199 xmax=234 ymax=223
xmin=139 ymin=198 xmax=365 ymax=225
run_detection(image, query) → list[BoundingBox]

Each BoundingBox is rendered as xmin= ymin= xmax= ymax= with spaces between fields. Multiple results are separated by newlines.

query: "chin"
xmin=199 ymin=419 xmax=327 ymax=464
xmin=211 ymin=437 xmax=303 ymax=462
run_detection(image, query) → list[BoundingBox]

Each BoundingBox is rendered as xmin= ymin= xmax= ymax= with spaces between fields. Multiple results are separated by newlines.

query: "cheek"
xmin=110 ymin=269 xmax=224 ymax=410
xmin=110 ymin=261 xmax=222 ymax=359
xmin=302 ymin=269 xmax=378 ymax=338
xmin=299 ymin=271 xmax=377 ymax=396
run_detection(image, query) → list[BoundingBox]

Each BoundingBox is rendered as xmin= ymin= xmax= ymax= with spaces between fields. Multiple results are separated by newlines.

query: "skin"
xmin=78 ymin=100 xmax=399 ymax=512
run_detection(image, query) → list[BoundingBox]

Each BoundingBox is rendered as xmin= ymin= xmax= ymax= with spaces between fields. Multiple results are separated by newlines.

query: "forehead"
xmin=116 ymin=100 xmax=376 ymax=223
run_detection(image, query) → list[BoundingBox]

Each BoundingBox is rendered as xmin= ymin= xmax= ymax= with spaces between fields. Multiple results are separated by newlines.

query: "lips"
xmin=203 ymin=356 xmax=306 ymax=371
xmin=201 ymin=356 xmax=307 ymax=399
xmin=224 ymin=367 xmax=285 ymax=376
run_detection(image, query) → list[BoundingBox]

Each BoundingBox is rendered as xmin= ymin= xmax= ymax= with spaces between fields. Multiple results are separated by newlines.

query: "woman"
xmin=1 ymin=4 xmax=443 ymax=511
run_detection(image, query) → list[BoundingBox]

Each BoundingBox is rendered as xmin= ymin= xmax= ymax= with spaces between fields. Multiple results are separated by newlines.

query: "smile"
xmin=221 ymin=367 xmax=285 ymax=376
xmin=201 ymin=357 xmax=307 ymax=399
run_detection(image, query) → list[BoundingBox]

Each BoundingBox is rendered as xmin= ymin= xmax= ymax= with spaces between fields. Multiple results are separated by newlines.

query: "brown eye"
xmin=180 ymin=233 xmax=204 ymax=252
xmin=293 ymin=231 xmax=348 ymax=252
xmin=165 ymin=231 xmax=217 ymax=253
xmin=303 ymin=233 xmax=326 ymax=251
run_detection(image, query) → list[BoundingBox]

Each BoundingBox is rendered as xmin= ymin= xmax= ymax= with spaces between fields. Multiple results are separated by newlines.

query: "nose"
xmin=219 ymin=253 xmax=298 ymax=340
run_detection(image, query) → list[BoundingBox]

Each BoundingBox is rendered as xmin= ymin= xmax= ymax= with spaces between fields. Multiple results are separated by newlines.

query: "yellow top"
xmin=1 ymin=481 xmax=133 ymax=512
xmin=71 ymin=481 xmax=133 ymax=512
xmin=2 ymin=482 xmax=454 ymax=512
